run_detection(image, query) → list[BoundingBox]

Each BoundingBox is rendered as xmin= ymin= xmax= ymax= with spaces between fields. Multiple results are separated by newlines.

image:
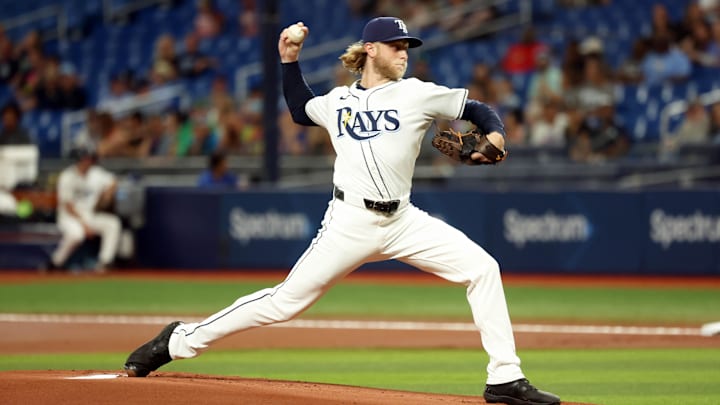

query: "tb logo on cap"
xmin=394 ymin=19 xmax=408 ymax=34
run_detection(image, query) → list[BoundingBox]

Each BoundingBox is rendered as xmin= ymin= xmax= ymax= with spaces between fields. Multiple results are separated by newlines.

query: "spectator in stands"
xmin=151 ymin=34 xmax=179 ymax=85
xmin=97 ymin=70 xmax=135 ymax=114
xmin=188 ymin=114 xmax=218 ymax=156
xmin=681 ymin=19 xmax=719 ymax=67
xmin=177 ymin=32 xmax=216 ymax=78
xmin=32 ymin=57 xmax=86 ymax=110
xmin=709 ymin=102 xmax=720 ymax=141
xmin=525 ymin=48 xmax=563 ymax=124
xmin=50 ymin=147 xmax=121 ymax=273
xmin=568 ymin=102 xmax=630 ymax=162
xmin=13 ymin=46 xmax=44 ymax=111
xmin=561 ymin=38 xmax=585 ymax=90
xmin=566 ymin=55 xmax=615 ymax=113
xmin=641 ymin=33 xmax=692 ymax=86
xmin=649 ymin=3 xmax=683 ymax=42
xmin=0 ymin=34 xmax=18 ymax=84
xmin=502 ymin=108 xmax=526 ymax=146
xmin=96 ymin=112 xmax=130 ymax=158
xmin=0 ymin=102 xmax=32 ymax=145
xmin=164 ymin=110 xmax=194 ymax=156
xmin=238 ymin=0 xmax=259 ymax=37
xmin=616 ymin=38 xmax=649 ymax=84
xmin=197 ymin=151 xmax=237 ymax=188
xmin=501 ymin=26 xmax=547 ymax=75
xmin=528 ymin=98 xmax=568 ymax=148
xmin=217 ymin=111 xmax=245 ymax=155
xmin=279 ymin=107 xmax=307 ymax=155
xmin=194 ymin=0 xmax=224 ymax=39
xmin=661 ymin=99 xmax=711 ymax=156
xmin=491 ymin=74 xmax=521 ymax=114
xmin=237 ymin=86 xmax=264 ymax=155
xmin=676 ymin=1 xmax=708 ymax=43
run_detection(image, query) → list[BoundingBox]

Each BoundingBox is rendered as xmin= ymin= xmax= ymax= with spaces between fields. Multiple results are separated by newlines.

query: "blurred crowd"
xmin=416 ymin=0 xmax=720 ymax=163
xmin=2 ymin=0 xmax=720 ymax=165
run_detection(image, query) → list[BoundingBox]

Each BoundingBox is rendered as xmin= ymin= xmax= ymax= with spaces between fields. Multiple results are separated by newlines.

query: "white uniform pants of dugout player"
xmin=169 ymin=195 xmax=525 ymax=384
xmin=51 ymin=213 xmax=121 ymax=267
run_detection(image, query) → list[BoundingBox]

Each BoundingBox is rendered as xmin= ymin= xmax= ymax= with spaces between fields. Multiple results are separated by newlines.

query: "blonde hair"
xmin=339 ymin=41 xmax=367 ymax=75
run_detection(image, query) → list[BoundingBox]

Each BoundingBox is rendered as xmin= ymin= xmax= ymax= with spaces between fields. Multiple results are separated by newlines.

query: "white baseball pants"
xmin=169 ymin=198 xmax=525 ymax=384
xmin=51 ymin=213 xmax=122 ymax=266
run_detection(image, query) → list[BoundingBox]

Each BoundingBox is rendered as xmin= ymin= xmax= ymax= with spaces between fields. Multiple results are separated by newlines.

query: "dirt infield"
xmin=1 ymin=271 xmax=718 ymax=404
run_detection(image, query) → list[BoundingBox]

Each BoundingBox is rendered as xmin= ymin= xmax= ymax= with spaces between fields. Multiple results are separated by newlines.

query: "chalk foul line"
xmin=0 ymin=313 xmax=708 ymax=337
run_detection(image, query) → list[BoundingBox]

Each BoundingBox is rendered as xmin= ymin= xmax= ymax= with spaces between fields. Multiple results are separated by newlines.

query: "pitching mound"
xmin=1 ymin=370 xmax=593 ymax=404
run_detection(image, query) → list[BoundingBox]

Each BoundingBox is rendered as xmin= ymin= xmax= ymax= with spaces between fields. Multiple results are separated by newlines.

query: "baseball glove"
xmin=431 ymin=128 xmax=507 ymax=165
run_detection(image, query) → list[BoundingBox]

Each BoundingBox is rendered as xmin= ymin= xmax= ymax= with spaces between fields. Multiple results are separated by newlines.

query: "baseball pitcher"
xmin=124 ymin=17 xmax=560 ymax=405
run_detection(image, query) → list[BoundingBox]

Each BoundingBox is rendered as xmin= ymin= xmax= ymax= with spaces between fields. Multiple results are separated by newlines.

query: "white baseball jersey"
xmin=306 ymin=78 xmax=467 ymax=200
xmin=57 ymin=165 xmax=115 ymax=220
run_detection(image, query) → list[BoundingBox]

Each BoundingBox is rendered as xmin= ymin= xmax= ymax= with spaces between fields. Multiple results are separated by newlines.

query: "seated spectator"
xmin=50 ymin=147 xmax=121 ymax=273
xmin=616 ymin=38 xmax=649 ymax=84
xmin=649 ymin=3 xmax=683 ymax=42
xmin=641 ymin=33 xmax=691 ymax=86
xmin=565 ymin=55 xmax=615 ymax=112
xmin=501 ymin=27 xmax=547 ymax=75
xmin=525 ymin=48 xmax=563 ymax=124
xmin=188 ymin=117 xmax=218 ymax=156
xmin=57 ymin=63 xmax=87 ymax=110
xmin=177 ymin=32 xmax=216 ymax=78
xmin=661 ymin=99 xmax=710 ymax=157
xmin=194 ymin=0 xmax=224 ymax=39
xmin=528 ymin=99 xmax=568 ymax=148
xmin=709 ymin=102 xmax=720 ymax=140
xmin=150 ymin=34 xmax=179 ymax=85
xmin=0 ymin=34 xmax=18 ymax=84
xmin=33 ymin=58 xmax=86 ymax=110
xmin=681 ymin=19 xmax=718 ymax=67
xmin=163 ymin=110 xmax=194 ymax=156
xmin=13 ymin=46 xmax=44 ymax=111
xmin=197 ymin=151 xmax=237 ymax=188
xmin=502 ymin=108 xmax=527 ymax=147
xmin=0 ymin=102 xmax=32 ymax=145
xmin=238 ymin=0 xmax=258 ymax=37
xmin=568 ymin=103 xmax=630 ymax=162
xmin=97 ymin=70 xmax=135 ymax=114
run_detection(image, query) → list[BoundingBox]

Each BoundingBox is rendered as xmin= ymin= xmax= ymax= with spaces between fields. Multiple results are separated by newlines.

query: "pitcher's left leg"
xmin=387 ymin=206 xmax=524 ymax=384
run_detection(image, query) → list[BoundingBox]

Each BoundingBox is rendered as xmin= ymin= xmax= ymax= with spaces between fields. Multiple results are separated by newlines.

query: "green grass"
xmin=1 ymin=348 xmax=719 ymax=405
xmin=0 ymin=278 xmax=718 ymax=323
xmin=1 ymin=276 xmax=719 ymax=404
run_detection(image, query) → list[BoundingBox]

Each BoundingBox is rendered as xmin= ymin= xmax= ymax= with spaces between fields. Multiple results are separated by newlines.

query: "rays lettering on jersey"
xmin=335 ymin=107 xmax=400 ymax=140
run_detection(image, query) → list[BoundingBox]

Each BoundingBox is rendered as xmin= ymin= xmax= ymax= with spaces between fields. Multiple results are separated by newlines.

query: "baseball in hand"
xmin=287 ymin=23 xmax=306 ymax=43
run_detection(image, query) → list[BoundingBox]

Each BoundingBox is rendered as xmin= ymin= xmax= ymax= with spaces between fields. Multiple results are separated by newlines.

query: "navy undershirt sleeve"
xmin=460 ymin=99 xmax=506 ymax=136
xmin=281 ymin=61 xmax=318 ymax=126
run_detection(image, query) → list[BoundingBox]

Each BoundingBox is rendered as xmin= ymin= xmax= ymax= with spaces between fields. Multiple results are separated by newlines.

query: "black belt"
xmin=334 ymin=187 xmax=400 ymax=215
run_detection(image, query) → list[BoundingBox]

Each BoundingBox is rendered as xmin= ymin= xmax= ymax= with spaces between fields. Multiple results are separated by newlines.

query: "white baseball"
xmin=287 ymin=24 xmax=305 ymax=43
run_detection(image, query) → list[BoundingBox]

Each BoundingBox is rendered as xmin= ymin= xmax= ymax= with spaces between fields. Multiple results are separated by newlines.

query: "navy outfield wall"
xmin=136 ymin=187 xmax=720 ymax=275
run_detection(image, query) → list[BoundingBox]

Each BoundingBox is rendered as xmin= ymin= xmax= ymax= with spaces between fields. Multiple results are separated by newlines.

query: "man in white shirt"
xmin=51 ymin=148 xmax=121 ymax=272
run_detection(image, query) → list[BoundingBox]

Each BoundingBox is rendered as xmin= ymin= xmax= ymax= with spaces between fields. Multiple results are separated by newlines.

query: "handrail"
xmin=618 ymin=164 xmax=720 ymax=189
xmin=659 ymin=88 xmax=720 ymax=139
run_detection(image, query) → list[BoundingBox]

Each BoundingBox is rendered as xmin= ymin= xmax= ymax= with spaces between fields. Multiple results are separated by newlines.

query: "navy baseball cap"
xmin=362 ymin=17 xmax=423 ymax=48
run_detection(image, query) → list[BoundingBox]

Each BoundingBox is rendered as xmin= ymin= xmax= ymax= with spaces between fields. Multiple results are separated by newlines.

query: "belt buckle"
xmin=364 ymin=199 xmax=400 ymax=214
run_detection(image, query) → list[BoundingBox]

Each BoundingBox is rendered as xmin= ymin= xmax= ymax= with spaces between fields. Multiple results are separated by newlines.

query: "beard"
xmin=374 ymin=54 xmax=407 ymax=80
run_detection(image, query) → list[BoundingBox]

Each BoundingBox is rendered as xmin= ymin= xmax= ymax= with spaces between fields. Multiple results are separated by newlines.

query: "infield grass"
xmin=1 ymin=348 xmax=719 ymax=405
xmin=0 ymin=277 xmax=718 ymax=323
xmin=1 ymin=275 xmax=719 ymax=405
